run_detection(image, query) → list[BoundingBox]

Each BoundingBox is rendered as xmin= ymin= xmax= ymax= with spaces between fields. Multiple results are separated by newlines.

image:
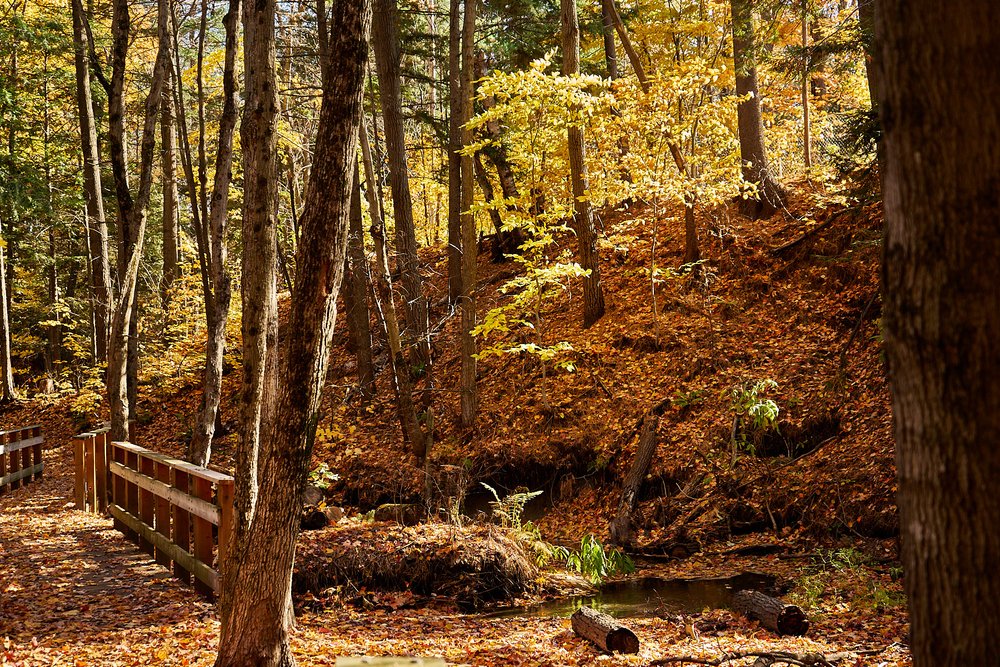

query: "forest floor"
xmin=0 ymin=184 xmax=912 ymax=665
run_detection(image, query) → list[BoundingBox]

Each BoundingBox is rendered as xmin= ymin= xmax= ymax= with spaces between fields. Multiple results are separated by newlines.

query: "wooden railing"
xmin=73 ymin=431 xmax=234 ymax=597
xmin=0 ymin=425 xmax=43 ymax=493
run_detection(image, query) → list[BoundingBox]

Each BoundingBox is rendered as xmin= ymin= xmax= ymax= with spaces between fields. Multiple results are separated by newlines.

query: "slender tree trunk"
xmin=106 ymin=0 xmax=171 ymax=442
xmin=346 ymin=163 xmax=375 ymax=401
xmin=42 ymin=56 xmax=61 ymax=384
xmin=561 ymin=0 xmax=606 ymax=329
xmin=237 ymin=0 xmax=280 ymax=521
xmin=189 ymin=0 xmax=240 ymax=468
xmin=459 ymin=0 xmax=477 ymax=427
xmin=858 ymin=0 xmax=879 ymax=110
xmin=730 ymin=0 xmax=784 ymax=218
xmin=879 ymin=3 xmax=1000 ymax=667
xmin=601 ymin=0 xmax=618 ymax=79
xmin=215 ymin=6 xmax=371 ymax=665
xmin=160 ymin=66 xmax=180 ymax=304
xmin=372 ymin=0 xmax=430 ymax=366
xmin=0 ymin=236 xmax=15 ymax=403
xmin=447 ymin=0 xmax=463 ymax=304
xmin=474 ymin=153 xmax=506 ymax=257
xmin=801 ymin=0 xmax=811 ymax=170
xmin=71 ymin=0 xmax=111 ymax=363
xmin=361 ymin=118 xmax=426 ymax=455
xmin=603 ymin=0 xmax=649 ymax=92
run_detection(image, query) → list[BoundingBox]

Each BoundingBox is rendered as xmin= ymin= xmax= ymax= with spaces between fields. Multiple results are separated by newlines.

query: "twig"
xmin=649 ymin=647 xmax=885 ymax=667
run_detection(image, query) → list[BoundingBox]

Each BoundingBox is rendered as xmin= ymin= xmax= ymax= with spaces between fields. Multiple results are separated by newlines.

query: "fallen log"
xmin=571 ymin=606 xmax=639 ymax=654
xmin=731 ymin=590 xmax=810 ymax=636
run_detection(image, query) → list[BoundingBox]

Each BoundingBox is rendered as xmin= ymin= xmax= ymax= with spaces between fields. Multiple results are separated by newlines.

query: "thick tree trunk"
xmin=346 ymin=163 xmax=375 ymax=402
xmin=160 ymin=66 xmax=180 ymax=303
xmin=215 ymin=7 xmax=370 ymax=665
xmin=730 ymin=0 xmax=784 ymax=219
xmin=106 ymin=0 xmax=171 ymax=442
xmin=561 ymin=0 xmax=606 ymax=329
xmin=459 ymin=0 xmax=477 ymax=427
xmin=447 ymin=0 xmax=463 ymax=305
xmin=878 ymin=2 xmax=1000 ymax=666
xmin=189 ymin=0 xmax=240 ymax=468
xmin=71 ymin=0 xmax=111 ymax=363
xmin=372 ymin=0 xmax=430 ymax=366
xmin=732 ymin=590 xmax=810 ymax=636
xmin=237 ymin=0 xmax=281 ymax=521
xmin=361 ymin=119 xmax=427 ymax=456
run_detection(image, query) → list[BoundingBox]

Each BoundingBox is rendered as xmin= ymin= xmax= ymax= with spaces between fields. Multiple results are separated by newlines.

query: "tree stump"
xmin=571 ymin=606 xmax=640 ymax=654
xmin=731 ymin=590 xmax=810 ymax=636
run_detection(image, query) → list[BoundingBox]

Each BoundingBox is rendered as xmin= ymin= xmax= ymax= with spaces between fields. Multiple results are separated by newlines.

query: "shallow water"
xmin=482 ymin=571 xmax=778 ymax=619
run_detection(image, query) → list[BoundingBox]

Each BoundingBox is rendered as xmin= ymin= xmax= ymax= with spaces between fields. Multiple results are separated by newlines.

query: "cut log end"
xmin=732 ymin=589 xmax=810 ymax=637
xmin=571 ymin=606 xmax=640 ymax=654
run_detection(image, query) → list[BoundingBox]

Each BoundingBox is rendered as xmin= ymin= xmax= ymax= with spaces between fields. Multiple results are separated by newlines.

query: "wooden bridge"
xmin=73 ymin=428 xmax=234 ymax=597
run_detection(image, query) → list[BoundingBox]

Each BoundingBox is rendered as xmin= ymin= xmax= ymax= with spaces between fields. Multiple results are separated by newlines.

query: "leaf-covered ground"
xmin=2 ymin=189 xmax=912 ymax=665
xmin=0 ymin=452 xmax=910 ymax=666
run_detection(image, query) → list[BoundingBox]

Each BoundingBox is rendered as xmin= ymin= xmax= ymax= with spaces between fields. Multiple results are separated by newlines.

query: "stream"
xmin=482 ymin=572 xmax=778 ymax=619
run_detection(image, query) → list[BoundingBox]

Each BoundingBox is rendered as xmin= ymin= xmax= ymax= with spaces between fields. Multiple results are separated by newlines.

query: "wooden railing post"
xmin=95 ymin=431 xmax=108 ymax=512
xmin=74 ymin=436 xmax=87 ymax=509
xmin=172 ymin=468 xmax=191 ymax=584
xmin=138 ymin=453 xmax=156 ymax=557
xmin=217 ymin=479 xmax=235 ymax=580
xmin=191 ymin=476 xmax=214 ymax=597
xmin=111 ymin=443 xmax=126 ymax=532
xmin=31 ymin=426 xmax=42 ymax=481
xmin=0 ymin=432 xmax=7 ymax=494
xmin=84 ymin=434 xmax=97 ymax=510
xmin=124 ymin=447 xmax=140 ymax=543
xmin=9 ymin=430 xmax=21 ymax=491
xmin=154 ymin=460 xmax=172 ymax=568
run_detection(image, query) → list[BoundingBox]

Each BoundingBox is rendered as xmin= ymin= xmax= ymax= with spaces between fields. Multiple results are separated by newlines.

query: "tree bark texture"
xmin=346 ymin=163 xmax=375 ymax=401
xmin=878 ymin=2 xmax=1000 ymax=666
xmin=160 ymin=66 xmax=180 ymax=302
xmin=730 ymin=0 xmax=784 ymax=218
xmin=571 ymin=606 xmax=640 ymax=654
xmin=215 ymin=5 xmax=371 ymax=667
xmin=189 ymin=0 xmax=240 ymax=468
xmin=601 ymin=0 xmax=618 ymax=79
xmin=361 ymin=119 xmax=427 ymax=456
xmin=459 ymin=0 xmax=477 ymax=427
xmin=237 ymin=0 xmax=281 ymax=522
xmin=372 ymin=0 xmax=430 ymax=367
xmin=561 ymin=0 xmax=606 ymax=329
xmin=731 ymin=590 xmax=809 ymax=636
xmin=609 ymin=411 xmax=660 ymax=547
xmin=71 ymin=0 xmax=111 ymax=364
xmin=106 ymin=0 xmax=171 ymax=442
xmin=0 ymin=239 xmax=15 ymax=402
xmin=447 ymin=0 xmax=463 ymax=304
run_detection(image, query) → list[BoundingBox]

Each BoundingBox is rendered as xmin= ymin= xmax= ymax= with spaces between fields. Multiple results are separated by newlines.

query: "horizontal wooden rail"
xmin=73 ymin=430 xmax=234 ymax=598
xmin=0 ymin=425 xmax=44 ymax=493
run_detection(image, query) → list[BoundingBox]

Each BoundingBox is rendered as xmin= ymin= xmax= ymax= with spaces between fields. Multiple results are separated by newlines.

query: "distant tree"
xmin=105 ymin=0 xmax=171 ymax=441
xmin=372 ymin=0 xmax=431 ymax=366
xmin=459 ymin=0 xmax=478 ymax=426
xmin=561 ymin=0 xmax=605 ymax=328
xmin=879 ymin=1 xmax=1000 ymax=666
xmin=730 ymin=0 xmax=785 ymax=218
